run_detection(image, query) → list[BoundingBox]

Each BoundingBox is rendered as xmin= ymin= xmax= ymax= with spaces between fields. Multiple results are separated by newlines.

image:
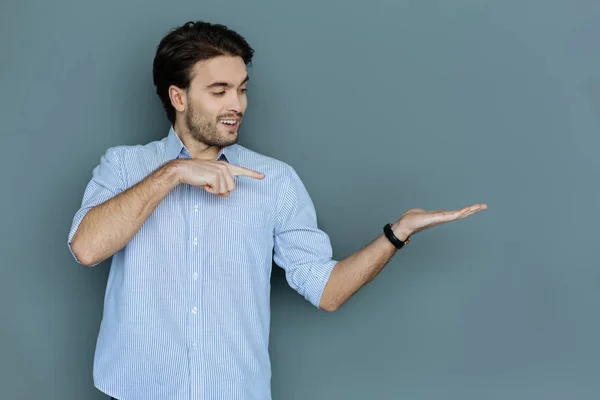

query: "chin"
xmin=220 ymin=132 xmax=239 ymax=146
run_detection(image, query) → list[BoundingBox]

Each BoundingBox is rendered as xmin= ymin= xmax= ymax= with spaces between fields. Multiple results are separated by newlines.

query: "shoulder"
xmin=93 ymin=136 xmax=174 ymax=186
xmin=97 ymin=136 xmax=168 ymax=163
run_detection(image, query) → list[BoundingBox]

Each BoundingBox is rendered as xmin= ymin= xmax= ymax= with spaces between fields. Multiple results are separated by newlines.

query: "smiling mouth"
xmin=219 ymin=119 xmax=240 ymax=129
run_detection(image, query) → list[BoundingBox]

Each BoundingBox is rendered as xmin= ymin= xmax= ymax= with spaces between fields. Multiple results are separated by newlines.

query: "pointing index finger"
xmin=228 ymin=164 xmax=265 ymax=179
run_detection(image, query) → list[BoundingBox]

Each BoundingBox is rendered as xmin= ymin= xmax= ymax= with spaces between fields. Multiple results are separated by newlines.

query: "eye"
xmin=240 ymin=88 xmax=247 ymax=94
xmin=212 ymin=91 xmax=226 ymax=97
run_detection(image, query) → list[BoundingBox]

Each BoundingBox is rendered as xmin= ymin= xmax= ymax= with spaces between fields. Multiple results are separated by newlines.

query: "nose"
xmin=226 ymin=92 xmax=245 ymax=114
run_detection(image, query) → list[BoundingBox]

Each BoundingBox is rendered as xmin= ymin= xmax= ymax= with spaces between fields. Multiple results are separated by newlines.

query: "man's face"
xmin=184 ymin=56 xmax=249 ymax=147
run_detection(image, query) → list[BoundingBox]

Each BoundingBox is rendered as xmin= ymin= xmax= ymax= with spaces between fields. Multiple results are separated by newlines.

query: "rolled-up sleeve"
xmin=273 ymin=167 xmax=338 ymax=308
xmin=67 ymin=146 xmax=127 ymax=265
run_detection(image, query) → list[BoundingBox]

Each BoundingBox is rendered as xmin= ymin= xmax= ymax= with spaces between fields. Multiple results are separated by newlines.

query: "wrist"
xmin=161 ymin=159 xmax=184 ymax=187
xmin=391 ymin=221 xmax=412 ymax=242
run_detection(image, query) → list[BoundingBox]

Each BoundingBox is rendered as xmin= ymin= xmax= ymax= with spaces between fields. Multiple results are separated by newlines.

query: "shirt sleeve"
xmin=67 ymin=146 xmax=127 ymax=265
xmin=272 ymin=166 xmax=339 ymax=308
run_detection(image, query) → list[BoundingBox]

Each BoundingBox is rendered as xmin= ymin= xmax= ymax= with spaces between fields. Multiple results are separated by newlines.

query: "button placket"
xmin=189 ymin=198 xmax=200 ymax=351
xmin=189 ymin=198 xmax=203 ymax=352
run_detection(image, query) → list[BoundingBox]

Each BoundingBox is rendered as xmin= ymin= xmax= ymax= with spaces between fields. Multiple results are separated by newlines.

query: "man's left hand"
xmin=392 ymin=203 xmax=488 ymax=241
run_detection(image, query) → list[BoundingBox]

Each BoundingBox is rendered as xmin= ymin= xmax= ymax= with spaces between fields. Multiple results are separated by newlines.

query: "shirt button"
xmin=192 ymin=272 xmax=198 ymax=280
xmin=194 ymin=205 xmax=199 ymax=212
xmin=192 ymin=342 xmax=197 ymax=348
xmin=193 ymin=237 xmax=198 ymax=245
xmin=192 ymin=307 xmax=198 ymax=314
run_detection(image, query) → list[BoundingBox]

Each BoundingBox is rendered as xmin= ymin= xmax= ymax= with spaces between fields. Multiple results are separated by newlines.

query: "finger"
xmin=204 ymin=184 xmax=218 ymax=194
xmin=468 ymin=203 xmax=487 ymax=211
xmin=203 ymin=172 xmax=221 ymax=194
xmin=429 ymin=204 xmax=486 ymax=224
xmin=217 ymin=170 xmax=229 ymax=195
xmin=228 ymin=164 xmax=265 ymax=179
xmin=452 ymin=204 xmax=487 ymax=220
xmin=453 ymin=204 xmax=482 ymax=215
xmin=463 ymin=206 xmax=487 ymax=218
xmin=462 ymin=204 xmax=486 ymax=215
xmin=222 ymin=167 xmax=236 ymax=192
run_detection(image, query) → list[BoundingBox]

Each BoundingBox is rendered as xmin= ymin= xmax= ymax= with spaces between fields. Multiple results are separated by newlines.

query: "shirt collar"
xmin=164 ymin=125 xmax=238 ymax=164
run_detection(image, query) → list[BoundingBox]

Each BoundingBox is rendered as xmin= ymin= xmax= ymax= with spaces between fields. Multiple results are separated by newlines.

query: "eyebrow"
xmin=205 ymin=75 xmax=249 ymax=89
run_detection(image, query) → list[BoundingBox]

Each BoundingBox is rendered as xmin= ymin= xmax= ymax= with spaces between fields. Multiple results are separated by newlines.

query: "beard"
xmin=184 ymin=98 xmax=242 ymax=148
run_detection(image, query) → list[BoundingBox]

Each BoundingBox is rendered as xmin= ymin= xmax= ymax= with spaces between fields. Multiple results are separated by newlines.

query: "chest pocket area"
xmin=209 ymin=205 xmax=272 ymax=266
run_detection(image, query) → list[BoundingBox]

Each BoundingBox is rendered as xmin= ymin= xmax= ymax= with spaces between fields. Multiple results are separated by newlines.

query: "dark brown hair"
xmin=153 ymin=21 xmax=254 ymax=124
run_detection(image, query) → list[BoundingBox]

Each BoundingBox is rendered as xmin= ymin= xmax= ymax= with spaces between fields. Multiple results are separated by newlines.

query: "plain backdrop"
xmin=1 ymin=0 xmax=599 ymax=399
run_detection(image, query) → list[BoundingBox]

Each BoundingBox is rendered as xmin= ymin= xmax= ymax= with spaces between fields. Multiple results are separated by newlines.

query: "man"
xmin=68 ymin=20 xmax=487 ymax=400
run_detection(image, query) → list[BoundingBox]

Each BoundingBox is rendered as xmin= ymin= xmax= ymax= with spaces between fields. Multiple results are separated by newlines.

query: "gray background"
xmin=1 ymin=0 xmax=599 ymax=399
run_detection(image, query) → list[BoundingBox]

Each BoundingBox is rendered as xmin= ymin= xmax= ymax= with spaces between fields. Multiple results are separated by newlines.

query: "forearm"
xmin=70 ymin=160 xmax=181 ymax=266
xmin=319 ymin=224 xmax=411 ymax=311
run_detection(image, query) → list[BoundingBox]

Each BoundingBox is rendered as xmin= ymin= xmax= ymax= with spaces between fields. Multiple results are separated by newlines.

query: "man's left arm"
xmin=319 ymin=205 xmax=487 ymax=312
xmin=272 ymin=165 xmax=487 ymax=312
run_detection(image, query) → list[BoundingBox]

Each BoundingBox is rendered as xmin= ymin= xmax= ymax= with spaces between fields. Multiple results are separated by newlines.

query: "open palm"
xmin=397 ymin=203 xmax=488 ymax=238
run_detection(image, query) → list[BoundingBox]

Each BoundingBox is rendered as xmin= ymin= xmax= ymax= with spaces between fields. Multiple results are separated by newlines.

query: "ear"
xmin=168 ymin=85 xmax=186 ymax=113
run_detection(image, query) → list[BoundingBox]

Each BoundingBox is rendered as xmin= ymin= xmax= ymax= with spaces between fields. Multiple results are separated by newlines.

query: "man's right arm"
xmin=68 ymin=149 xmax=265 ymax=267
xmin=69 ymin=160 xmax=180 ymax=266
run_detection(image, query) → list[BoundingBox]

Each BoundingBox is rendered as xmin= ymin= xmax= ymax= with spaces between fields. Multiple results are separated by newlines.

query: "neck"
xmin=173 ymin=120 xmax=221 ymax=160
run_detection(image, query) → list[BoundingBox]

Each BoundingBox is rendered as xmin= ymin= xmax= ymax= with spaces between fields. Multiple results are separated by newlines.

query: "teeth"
xmin=221 ymin=120 xmax=236 ymax=125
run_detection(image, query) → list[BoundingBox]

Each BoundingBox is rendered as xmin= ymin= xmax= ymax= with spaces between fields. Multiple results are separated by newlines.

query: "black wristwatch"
xmin=383 ymin=223 xmax=411 ymax=249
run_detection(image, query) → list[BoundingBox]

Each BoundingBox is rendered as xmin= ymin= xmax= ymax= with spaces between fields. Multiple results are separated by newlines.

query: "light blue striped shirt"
xmin=67 ymin=126 xmax=339 ymax=400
